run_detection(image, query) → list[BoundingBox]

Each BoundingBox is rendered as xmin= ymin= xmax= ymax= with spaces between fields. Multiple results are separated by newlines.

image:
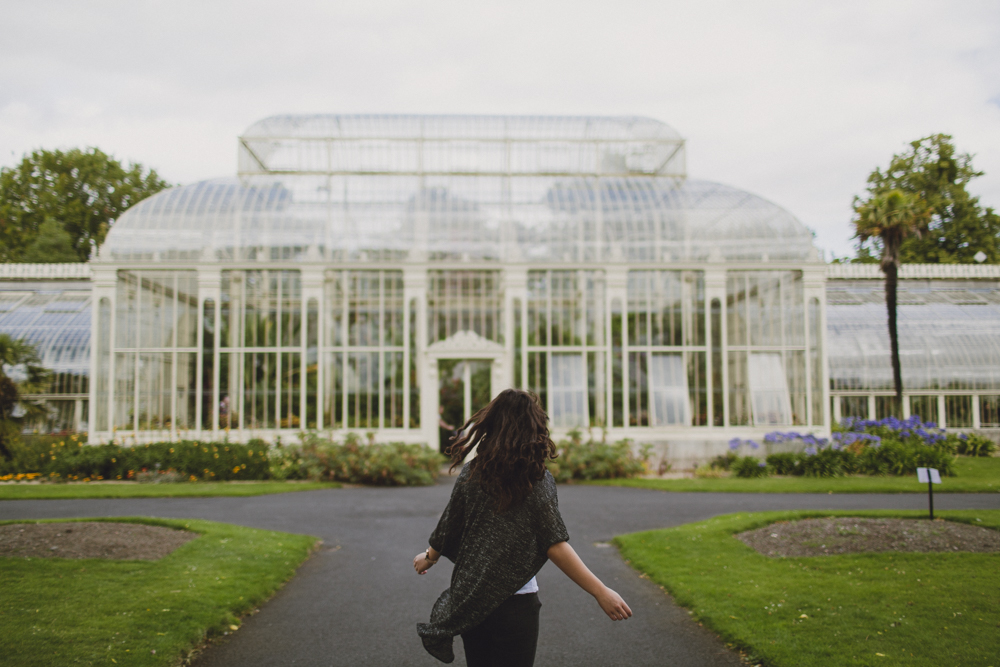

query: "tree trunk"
xmin=884 ymin=260 xmax=903 ymax=407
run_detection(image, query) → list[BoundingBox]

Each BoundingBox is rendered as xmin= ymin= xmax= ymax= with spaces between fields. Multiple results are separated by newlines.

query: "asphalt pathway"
xmin=3 ymin=485 xmax=998 ymax=667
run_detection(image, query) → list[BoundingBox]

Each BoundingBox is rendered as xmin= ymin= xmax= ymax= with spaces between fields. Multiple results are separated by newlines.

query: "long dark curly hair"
xmin=447 ymin=388 xmax=557 ymax=512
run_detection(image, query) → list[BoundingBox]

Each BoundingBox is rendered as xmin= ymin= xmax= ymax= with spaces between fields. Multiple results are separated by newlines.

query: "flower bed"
xmin=0 ymin=433 xmax=445 ymax=486
xmin=726 ymin=416 xmax=994 ymax=478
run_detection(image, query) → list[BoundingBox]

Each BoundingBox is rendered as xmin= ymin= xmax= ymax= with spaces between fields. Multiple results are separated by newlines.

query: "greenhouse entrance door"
xmin=438 ymin=359 xmax=491 ymax=453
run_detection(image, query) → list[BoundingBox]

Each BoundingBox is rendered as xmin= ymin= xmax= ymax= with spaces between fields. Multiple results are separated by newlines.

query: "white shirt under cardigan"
xmin=515 ymin=576 xmax=538 ymax=594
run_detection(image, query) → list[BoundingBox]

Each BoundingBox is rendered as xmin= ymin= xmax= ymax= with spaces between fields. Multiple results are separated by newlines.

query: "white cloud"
xmin=1 ymin=0 xmax=998 ymax=258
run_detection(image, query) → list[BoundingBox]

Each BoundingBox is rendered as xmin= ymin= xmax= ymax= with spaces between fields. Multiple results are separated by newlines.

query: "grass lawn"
xmin=0 ymin=480 xmax=339 ymax=500
xmin=615 ymin=509 xmax=1000 ymax=667
xmin=0 ymin=517 xmax=318 ymax=666
xmin=589 ymin=456 xmax=1000 ymax=493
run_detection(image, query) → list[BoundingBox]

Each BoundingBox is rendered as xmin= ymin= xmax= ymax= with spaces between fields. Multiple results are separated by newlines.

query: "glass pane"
xmin=409 ymin=299 xmax=419 ymax=428
xmin=323 ymin=351 xmax=343 ymax=429
xmin=528 ymin=352 xmax=547 ymax=413
xmin=383 ymin=351 xmax=404 ymax=428
xmin=219 ymin=353 xmax=234 ymax=429
xmin=324 ymin=270 xmax=344 ymax=347
xmin=279 ymin=352 xmax=301 ymax=429
xmin=202 ymin=299 xmax=215 ymax=430
xmin=306 ymin=298 xmax=318 ymax=429
xmin=96 ymin=298 xmax=111 ymax=431
xmin=628 ymin=351 xmax=648 ymax=427
xmin=550 ymin=353 xmax=586 ymax=428
xmin=513 ymin=298 xmax=523 ymax=389
xmin=840 ymin=396 xmax=868 ymax=420
xmin=945 ymin=395 xmax=972 ymax=428
xmin=809 ymin=297 xmax=824 ymax=425
xmin=243 ymin=352 xmax=277 ymax=429
xmin=648 ymin=352 xmax=688 ymax=426
xmin=728 ymin=351 xmax=750 ymax=425
xmin=587 ymin=351 xmax=606 ymax=428
xmin=611 ymin=299 xmax=623 ymax=427
xmin=980 ymin=396 xmax=1000 ymax=428
xmin=428 ymin=270 xmax=503 ymax=343
xmin=876 ymin=396 xmax=901 ymax=420
xmin=749 ymin=352 xmax=791 ymax=425
xmin=346 ymin=352 xmax=379 ymax=428
xmin=349 ymin=272 xmax=380 ymax=347
xmin=176 ymin=352 xmax=196 ymax=431
xmin=786 ymin=350 xmax=807 ymax=425
xmin=710 ymin=298 xmax=723 ymax=426
xmin=114 ymin=352 xmax=136 ymax=431
xmin=909 ymin=395 xmax=938 ymax=424
xmin=688 ymin=351 xmax=707 ymax=426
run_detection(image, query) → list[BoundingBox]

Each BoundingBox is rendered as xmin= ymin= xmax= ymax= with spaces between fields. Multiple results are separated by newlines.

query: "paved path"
xmin=3 ymin=486 xmax=998 ymax=666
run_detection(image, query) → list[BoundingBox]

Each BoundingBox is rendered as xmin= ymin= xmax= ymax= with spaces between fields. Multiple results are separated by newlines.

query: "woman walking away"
xmin=413 ymin=388 xmax=631 ymax=665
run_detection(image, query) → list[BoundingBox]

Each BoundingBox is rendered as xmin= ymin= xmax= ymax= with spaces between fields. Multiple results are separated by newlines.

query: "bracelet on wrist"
xmin=425 ymin=549 xmax=439 ymax=564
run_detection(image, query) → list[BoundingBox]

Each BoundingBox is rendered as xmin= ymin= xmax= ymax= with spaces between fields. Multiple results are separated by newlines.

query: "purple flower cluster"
xmin=839 ymin=414 xmax=947 ymax=446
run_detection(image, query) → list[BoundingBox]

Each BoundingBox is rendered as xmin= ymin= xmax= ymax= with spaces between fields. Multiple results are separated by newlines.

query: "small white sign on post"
xmin=916 ymin=467 xmax=941 ymax=484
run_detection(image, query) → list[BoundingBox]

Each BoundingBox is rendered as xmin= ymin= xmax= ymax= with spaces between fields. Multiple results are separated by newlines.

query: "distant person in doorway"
xmin=438 ymin=405 xmax=455 ymax=454
xmin=413 ymin=389 xmax=631 ymax=665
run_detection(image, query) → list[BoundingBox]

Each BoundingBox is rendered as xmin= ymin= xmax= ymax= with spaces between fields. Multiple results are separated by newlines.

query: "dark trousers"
xmin=461 ymin=593 xmax=541 ymax=667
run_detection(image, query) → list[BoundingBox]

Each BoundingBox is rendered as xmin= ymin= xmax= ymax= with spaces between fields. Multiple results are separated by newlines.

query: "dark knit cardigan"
xmin=417 ymin=464 xmax=569 ymax=663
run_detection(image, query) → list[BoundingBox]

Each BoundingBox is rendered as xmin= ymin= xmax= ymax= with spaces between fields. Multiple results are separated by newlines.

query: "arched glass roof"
xmin=827 ymin=279 xmax=1000 ymax=391
xmin=100 ymin=114 xmax=819 ymax=264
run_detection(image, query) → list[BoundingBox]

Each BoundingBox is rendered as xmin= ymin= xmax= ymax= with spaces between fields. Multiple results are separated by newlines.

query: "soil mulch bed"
xmin=737 ymin=517 xmax=1000 ymax=557
xmin=0 ymin=522 xmax=197 ymax=560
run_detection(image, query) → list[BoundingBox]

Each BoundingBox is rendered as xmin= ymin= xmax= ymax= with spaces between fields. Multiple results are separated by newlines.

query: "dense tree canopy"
xmin=0 ymin=148 xmax=169 ymax=262
xmin=853 ymin=134 xmax=1000 ymax=264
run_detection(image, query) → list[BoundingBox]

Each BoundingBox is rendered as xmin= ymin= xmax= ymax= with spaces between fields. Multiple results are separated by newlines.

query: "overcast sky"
xmin=2 ymin=0 xmax=998 ymax=259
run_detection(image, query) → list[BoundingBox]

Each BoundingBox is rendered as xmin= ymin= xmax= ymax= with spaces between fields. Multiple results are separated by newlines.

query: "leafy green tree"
xmin=854 ymin=134 xmax=1000 ymax=264
xmin=0 ymin=334 xmax=50 ymax=459
xmin=21 ymin=217 xmax=79 ymax=263
xmin=853 ymin=190 xmax=932 ymax=403
xmin=0 ymin=148 xmax=169 ymax=262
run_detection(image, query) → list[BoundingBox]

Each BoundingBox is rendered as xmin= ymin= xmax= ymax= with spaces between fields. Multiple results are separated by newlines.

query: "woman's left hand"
xmin=413 ymin=552 xmax=435 ymax=575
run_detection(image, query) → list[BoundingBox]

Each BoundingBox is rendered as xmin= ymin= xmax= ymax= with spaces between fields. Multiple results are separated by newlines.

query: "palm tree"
xmin=852 ymin=189 xmax=932 ymax=407
xmin=0 ymin=334 xmax=50 ymax=459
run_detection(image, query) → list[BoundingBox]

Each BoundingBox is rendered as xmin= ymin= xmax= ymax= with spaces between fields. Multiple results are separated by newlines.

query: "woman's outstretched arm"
xmin=546 ymin=541 xmax=632 ymax=621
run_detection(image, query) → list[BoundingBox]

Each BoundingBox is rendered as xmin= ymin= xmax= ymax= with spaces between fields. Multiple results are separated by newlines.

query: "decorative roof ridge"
xmin=0 ymin=263 xmax=92 ymax=280
xmin=826 ymin=263 xmax=1000 ymax=280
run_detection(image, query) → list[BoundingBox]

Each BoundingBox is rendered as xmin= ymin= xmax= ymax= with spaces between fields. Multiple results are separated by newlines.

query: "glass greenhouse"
xmin=3 ymin=115 xmax=998 ymax=456
xmin=85 ymin=114 xmax=829 ymax=450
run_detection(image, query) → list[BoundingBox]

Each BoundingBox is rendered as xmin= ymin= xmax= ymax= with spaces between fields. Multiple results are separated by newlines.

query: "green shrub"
xmin=709 ymin=451 xmax=738 ymax=470
xmin=731 ymin=456 xmax=769 ymax=478
xmin=955 ymin=433 xmax=997 ymax=457
xmin=546 ymin=429 xmax=650 ymax=482
xmin=799 ymin=447 xmax=852 ymax=477
xmin=268 ymin=432 xmax=445 ymax=486
xmin=765 ymin=452 xmax=800 ymax=476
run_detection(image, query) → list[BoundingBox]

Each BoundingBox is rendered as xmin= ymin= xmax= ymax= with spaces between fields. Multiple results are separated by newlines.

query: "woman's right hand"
xmin=595 ymin=586 xmax=632 ymax=621
xmin=413 ymin=552 xmax=435 ymax=575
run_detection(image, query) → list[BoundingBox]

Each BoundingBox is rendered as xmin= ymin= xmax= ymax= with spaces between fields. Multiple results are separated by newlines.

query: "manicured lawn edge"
xmin=586 ymin=456 xmax=1000 ymax=493
xmin=0 ymin=480 xmax=340 ymax=500
xmin=1 ymin=516 xmax=320 ymax=666
xmin=614 ymin=509 xmax=1000 ymax=667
